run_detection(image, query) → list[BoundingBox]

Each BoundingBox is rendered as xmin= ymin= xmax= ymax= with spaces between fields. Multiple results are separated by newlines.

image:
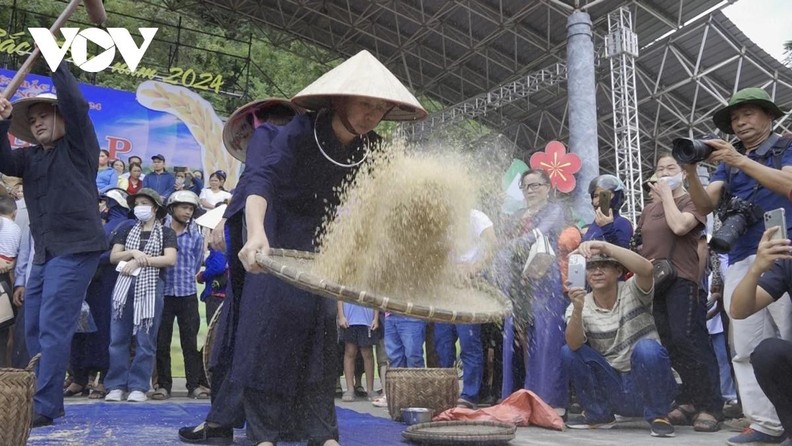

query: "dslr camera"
xmin=672 ymin=137 xmax=713 ymax=164
xmin=710 ymin=197 xmax=764 ymax=253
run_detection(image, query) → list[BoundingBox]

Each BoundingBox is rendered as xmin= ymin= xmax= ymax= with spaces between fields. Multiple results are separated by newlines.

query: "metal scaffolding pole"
xmin=605 ymin=6 xmax=644 ymax=225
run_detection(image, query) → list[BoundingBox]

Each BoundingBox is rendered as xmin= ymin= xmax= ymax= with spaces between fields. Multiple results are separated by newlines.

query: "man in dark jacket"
xmin=0 ymin=61 xmax=106 ymax=427
xmin=143 ymin=153 xmax=176 ymax=199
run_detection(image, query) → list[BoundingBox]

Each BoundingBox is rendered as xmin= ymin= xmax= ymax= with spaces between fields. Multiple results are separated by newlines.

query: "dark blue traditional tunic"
xmin=230 ymin=111 xmax=377 ymax=440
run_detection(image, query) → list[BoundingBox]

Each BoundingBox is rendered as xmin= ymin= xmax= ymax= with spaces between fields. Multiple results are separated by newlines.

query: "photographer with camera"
xmin=680 ymin=88 xmax=792 ymax=445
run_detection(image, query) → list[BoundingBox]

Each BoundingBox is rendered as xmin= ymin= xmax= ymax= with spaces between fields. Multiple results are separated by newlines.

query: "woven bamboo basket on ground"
xmin=402 ymin=420 xmax=517 ymax=445
xmin=385 ymin=368 xmax=458 ymax=421
xmin=0 ymin=353 xmax=41 ymax=446
xmin=256 ymin=249 xmax=512 ymax=324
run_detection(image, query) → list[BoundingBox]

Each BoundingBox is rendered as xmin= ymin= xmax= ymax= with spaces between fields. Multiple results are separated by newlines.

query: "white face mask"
xmin=134 ymin=205 xmax=154 ymax=222
xmin=659 ymin=172 xmax=684 ymax=190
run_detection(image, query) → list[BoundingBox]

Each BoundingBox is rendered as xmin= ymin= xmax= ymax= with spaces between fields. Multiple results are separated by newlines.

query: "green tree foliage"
xmin=0 ymin=0 xmax=340 ymax=117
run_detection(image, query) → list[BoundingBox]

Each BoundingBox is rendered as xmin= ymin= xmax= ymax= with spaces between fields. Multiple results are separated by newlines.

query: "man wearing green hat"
xmin=683 ymin=88 xmax=792 ymax=445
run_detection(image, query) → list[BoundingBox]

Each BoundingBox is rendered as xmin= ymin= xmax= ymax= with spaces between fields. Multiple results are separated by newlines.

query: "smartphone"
xmin=568 ymin=254 xmax=587 ymax=289
xmin=764 ymin=208 xmax=788 ymax=241
xmin=598 ymin=190 xmax=612 ymax=216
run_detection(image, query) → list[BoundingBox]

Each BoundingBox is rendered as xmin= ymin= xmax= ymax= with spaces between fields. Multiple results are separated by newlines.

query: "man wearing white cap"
xmin=233 ymin=50 xmax=426 ymax=446
xmin=0 ymin=61 xmax=106 ymax=427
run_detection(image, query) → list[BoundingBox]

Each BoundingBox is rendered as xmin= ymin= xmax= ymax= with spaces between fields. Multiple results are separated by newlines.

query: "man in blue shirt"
xmin=731 ymin=226 xmax=792 ymax=446
xmin=155 ymin=190 xmax=205 ymax=400
xmin=143 ymin=154 xmax=175 ymax=199
xmin=683 ymin=88 xmax=792 ymax=445
xmin=0 ymin=61 xmax=106 ymax=427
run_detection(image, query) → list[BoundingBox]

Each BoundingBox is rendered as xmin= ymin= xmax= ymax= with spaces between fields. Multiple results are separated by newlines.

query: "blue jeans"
xmin=384 ymin=316 xmax=425 ymax=368
xmin=105 ymin=279 xmax=164 ymax=393
xmin=434 ymin=323 xmax=482 ymax=402
xmin=562 ymin=339 xmax=677 ymax=423
xmin=711 ymin=331 xmax=737 ymax=401
xmin=25 ymin=252 xmax=101 ymax=419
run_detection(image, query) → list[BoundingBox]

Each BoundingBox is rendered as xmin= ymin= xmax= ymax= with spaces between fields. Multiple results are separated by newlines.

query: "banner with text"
xmin=0 ymin=68 xmax=241 ymax=186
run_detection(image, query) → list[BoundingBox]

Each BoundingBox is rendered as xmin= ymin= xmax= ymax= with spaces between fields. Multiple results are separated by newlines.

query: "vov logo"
xmin=29 ymin=28 xmax=158 ymax=73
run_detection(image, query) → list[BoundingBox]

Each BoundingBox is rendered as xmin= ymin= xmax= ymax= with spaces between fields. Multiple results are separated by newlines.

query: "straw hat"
xmin=9 ymin=93 xmax=58 ymax=144
xmin=291 ymin=50 xmax=428 ymax=122
xmin=222 ymin=98 xmax=302 ymax=162
xmin=712 ymin=88 xmax=785 ymax=134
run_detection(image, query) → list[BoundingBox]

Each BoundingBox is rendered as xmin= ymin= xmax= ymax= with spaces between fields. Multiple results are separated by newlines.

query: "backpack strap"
xmin=724 ymin=135 xmax=790 ymax=197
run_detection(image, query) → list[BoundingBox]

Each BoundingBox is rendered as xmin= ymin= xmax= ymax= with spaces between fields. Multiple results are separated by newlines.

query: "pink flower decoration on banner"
xmin=529 ymin=141 xmax=581 ymax=193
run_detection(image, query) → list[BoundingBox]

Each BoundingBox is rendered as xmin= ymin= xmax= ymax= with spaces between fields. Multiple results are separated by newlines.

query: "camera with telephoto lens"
xmin=710 ymin=197 xmax=764 ymax=253
xmin=672 ymin=138 xmax=713 ymax=164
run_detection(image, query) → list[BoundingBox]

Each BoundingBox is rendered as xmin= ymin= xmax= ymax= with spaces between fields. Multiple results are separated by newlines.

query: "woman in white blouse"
xmin=199 ymin=170 xmax=232 ymax=210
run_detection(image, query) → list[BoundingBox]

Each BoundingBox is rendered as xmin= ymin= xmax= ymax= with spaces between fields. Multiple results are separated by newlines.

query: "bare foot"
xmin=324 ymin=440 xmax=340 ymax=446
xmin=255 ymin=443 xmax=274 ymax=446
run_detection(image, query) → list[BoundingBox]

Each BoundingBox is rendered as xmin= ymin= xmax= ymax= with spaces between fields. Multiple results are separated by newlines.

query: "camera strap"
xmin=725 ymin=134 xmax=791 ymax=201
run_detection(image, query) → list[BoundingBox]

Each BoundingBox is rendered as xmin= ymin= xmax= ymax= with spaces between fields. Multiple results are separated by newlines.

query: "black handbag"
xmin=652 ymin=236 xmax=677 ymax=295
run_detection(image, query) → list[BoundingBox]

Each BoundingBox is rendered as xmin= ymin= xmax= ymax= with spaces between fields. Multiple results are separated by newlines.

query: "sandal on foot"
xmin=188 ymin=386 xmax=210 ymax=399
xmin=668 ymin=405 xmax=695 ymax=426
xmin=354 ymin=385 xmax=367 ymax=397
xmin=64 ymin=385 xmax=88 ymax=397
xmin=88 ymin=385 xmax=107 ymax=400
xmin=341 ymin=391 xmax=355 ymax=402
xmin=692 ymin=412 xmax=720 ymax=432
xmin=456 ymin=397 xmax=477 ymax=409
xmin=151 ymin=387 xmax=170 ymax=400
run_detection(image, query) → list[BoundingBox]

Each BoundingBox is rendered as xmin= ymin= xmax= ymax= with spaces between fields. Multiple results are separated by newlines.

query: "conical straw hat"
xmin=291 ymin=50 xmax=428 ymax=122
xmin=10 ymin=93 xmax=58 ymax=144
xmin=222 ymin=98 xmax=301 ymax=162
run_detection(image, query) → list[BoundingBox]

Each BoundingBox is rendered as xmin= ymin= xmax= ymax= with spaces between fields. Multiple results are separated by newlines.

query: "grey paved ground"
xmin=48 ymin=378 xmax=738 ymax=445
xmin=338 ymin=397 xmax=738 ymax=446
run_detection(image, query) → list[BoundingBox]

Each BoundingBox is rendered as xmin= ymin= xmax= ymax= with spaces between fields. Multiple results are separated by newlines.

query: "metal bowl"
xmin=401 ymin=407 xmax=433 ymax=425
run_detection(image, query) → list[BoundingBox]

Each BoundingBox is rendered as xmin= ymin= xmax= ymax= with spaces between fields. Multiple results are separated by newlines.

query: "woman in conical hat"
xmin=178 ymin=98 xmax=300 ymax=443
xmin=225 ymin=51 xmax=426 ymax=446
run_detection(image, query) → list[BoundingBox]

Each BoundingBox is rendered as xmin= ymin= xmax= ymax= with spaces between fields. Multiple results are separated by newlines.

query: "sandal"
xmin=371 ymin=395 xmax=387 ymax=407
xmin=88 ymin=384 xmax=107 ymax=400
xmin=151 ymin=387 xmax=170 ymax=400
xmin=354 ymin=385 xmax=367 ymax=398
xmin=456 ymin=397 xmax=477 ymax=410
xmin=667 ymin=404 xmax=695 ymax=426
xmin=189 ymin=386 xmax=210 ymax=400
xmin=341 ymin=391 xmax=355 ymax=402
xmin=64 ymin=384 xmax=88 ymax=397
xmin=692 ymin=412 xmax=720 ymax=432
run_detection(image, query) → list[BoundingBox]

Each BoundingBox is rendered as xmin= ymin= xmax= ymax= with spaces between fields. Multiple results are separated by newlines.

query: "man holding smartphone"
xmin=683 ymin=88 xmax=792 ymax=445
xmin=730 ymin=226 xmax=792 ymax=444
xmin=563 ymin=240 xmax=678 ymax=438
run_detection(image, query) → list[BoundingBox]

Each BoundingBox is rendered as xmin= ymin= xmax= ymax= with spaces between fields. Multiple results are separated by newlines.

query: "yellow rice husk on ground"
xmin=314 ymin=143 xmax=479 ymax=303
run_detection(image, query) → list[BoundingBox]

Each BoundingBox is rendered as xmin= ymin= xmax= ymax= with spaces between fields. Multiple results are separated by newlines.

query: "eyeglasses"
xmin=520 ymin=182 xmax=547 ymax=191
xmin=585 ymin=262 xmax=620 ymax=272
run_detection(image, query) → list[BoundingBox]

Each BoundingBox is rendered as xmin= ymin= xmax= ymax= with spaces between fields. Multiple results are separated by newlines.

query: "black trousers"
xmin=156 ymin=294 xmax=207 ymax=392
xmin=243 ymin=378 xmax=338 ymax=445
xmin=653 ymin=277 xmax=722 ymax=415
xmin=206 ymin=211 xmax=246 ymax=427
xmin=480 ymin=321 xmax=503 ymax=401
xmin=752 ymin=338 xmax=792 ymax=434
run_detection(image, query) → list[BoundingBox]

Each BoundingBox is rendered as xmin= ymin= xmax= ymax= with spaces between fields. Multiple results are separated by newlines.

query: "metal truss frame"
xmin=605 ymin=6 xmax=643 ymax=223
